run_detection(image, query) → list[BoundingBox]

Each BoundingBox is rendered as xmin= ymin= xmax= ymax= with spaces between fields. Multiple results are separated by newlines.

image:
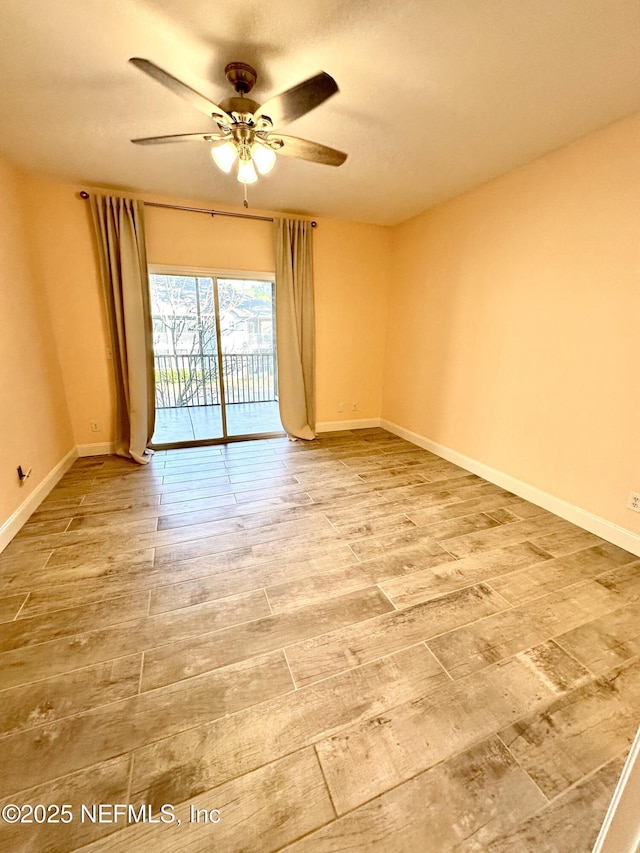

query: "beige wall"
xmin=144 ymin=204 xmax=275 ymax=272
xmin=0 ymin=156 xmax=73 ymax=526
xmin=383 ymin=113 xmax=640 ymax=533
xmin=22 ymin=177 xmax=115 ymax=447
xmin=314 ymin=219 xmax=391 ymax=423
xmin=19 ymin=178 xmax=391 ymax=448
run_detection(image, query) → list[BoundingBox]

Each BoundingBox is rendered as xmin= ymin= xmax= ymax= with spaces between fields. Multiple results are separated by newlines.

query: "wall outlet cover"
xmin=627 ymin=492 xmax=640 ymax=512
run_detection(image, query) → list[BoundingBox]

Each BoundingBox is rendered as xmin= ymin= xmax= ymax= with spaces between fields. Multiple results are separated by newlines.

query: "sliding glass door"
xmin=149 ymin=269 xmax=283 ymax=446
xmin=216 ymin=278 xmax=282 ymax=437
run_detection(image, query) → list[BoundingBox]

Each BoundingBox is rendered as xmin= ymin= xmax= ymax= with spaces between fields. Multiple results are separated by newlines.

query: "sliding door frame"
xmin=148 ymin=264 xmax=284 ymax=449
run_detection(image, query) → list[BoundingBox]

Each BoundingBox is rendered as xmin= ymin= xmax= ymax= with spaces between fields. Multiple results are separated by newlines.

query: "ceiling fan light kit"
xmin=130 ymin=57 xmax=347 ymax=202
xmin=237 ymin=154 xmax=258 ymax=184
xmin=210 ymin=140 xmax=237 ymax=173
xmin=251 ymin=143 xmax=277 ymax=175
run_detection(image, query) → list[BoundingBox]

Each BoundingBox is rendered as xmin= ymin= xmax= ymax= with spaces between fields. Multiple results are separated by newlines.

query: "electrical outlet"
xmin=337 ymin=402 xmax=345 ymax=413
xmin=628 ymin=492 xmax=640 ymax=512
xmin=352 ymin=402 xmax=358 ymax=411
xmin=90 ymin=420 xmax=100 ymax=432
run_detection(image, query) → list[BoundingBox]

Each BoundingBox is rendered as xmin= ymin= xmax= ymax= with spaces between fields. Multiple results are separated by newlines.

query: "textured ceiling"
xmin=2 ymin=0 xmax=640 ymax=225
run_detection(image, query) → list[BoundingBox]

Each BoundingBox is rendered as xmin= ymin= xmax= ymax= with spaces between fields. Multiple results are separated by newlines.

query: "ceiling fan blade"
xmin=131 ymin=132 xmax=224 ymax=145
xmin=255 ymin=72 xmax=338 ymax=126
xmin=273 ymin=135 xmax=347 ymax=166
xmin=129 ymin=58 xmax=232 ymax=125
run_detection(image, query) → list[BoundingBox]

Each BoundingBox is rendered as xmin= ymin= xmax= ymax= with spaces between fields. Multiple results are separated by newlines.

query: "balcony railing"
xmin=154 ymin=353 xmax=277 ymax=409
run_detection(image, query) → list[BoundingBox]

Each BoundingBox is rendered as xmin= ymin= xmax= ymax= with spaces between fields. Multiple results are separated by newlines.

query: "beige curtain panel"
xmin=89 ymin=195 xmax=155 ymax=464
xmin=274 ymin=218 xmax=316 ymax=440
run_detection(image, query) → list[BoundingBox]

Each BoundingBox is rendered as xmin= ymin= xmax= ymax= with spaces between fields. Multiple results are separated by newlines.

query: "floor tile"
xmin=150 ymin=545 xmax=356 ymax=615
xmin=484 ymin=754 xmax=627 ymax=853
xmin=141 ymin=586 xmax=394 ymax=691
xmin=0 ymin=654 xmax=142 ymax=735
xmin=0 ymin=650 xmax=292 ymax=798
xmin=267 ymin=541 xmax=454 ymax=613
xmin=0 ymin=549 xmax=156 ymax=595
xmin=0 ymin=589 xmax=270 ymax=691
xmin=79 ymin=749 xmax=331 ymax=853
xmin=380 ymin=541 xmax=551 ymax=607
xmin=0 ymin=593 xmax=28 ymax=623
xmin=286 ymin=583 xmax=508 ymax=687
xmin=130 ymin=644 xmax=442 ymax=808
xmin=315 ymin=642 xmax=591 ymax=814
xmin=529 ymin=526 xmax=605 ymax=557
xmin=441 ymin=515 xmax=570 ymax=559
xmin=490 ymin=543 xmax=635 ymax=604
xmin=0 ymin=593 xmax=149 ymax=652
xmin=555 ymin=596 xmax=640 ymax=675
xmin=284 ymin=737 xmax=547 ymax=852
xmin=428 ymin=571 xmax=640 ymax=679
xmin=0 ymin=755 xmax=132 ymax=852
xmin=498 ymin=655 xmax=640 ymax=798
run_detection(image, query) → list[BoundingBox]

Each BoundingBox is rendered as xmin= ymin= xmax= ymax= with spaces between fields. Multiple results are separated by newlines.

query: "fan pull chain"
xmin=243 ymin=183 xmax=249 ymax=208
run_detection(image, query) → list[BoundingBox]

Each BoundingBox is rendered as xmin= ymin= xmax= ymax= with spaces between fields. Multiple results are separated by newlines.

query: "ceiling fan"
xmin=129 ymin=58 xmax=348 ymax=188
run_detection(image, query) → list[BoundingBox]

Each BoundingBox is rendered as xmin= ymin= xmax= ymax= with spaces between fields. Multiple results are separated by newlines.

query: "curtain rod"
xmin=78 ymin=192 xmax=317 ymax=227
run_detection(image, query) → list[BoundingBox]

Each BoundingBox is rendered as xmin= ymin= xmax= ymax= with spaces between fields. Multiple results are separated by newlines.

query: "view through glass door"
xmin=149 ymin=269 xmax=283 ymax=446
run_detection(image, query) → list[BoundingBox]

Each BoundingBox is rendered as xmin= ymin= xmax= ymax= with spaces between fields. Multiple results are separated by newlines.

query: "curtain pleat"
xmin=89 ymin=195 xmax=155 ymax=464
xmin=273 ymin=218 xmax=316 ymax=440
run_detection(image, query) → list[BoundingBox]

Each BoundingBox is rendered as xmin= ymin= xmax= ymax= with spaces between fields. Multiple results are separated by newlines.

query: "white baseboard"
xmin=77 ymin=442 xmax=115 ymax=457
xmin=381 ymin=419 xmax=640 ymax=558
xmin=317 ymin=418 xmax=382 ymax=432
xmin=0 ymin=447 xmax=78 ymax=552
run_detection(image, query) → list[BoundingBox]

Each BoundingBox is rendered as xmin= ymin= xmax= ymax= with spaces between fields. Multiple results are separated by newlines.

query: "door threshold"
xmin=150 ymin=431 xmax=286 ymax=451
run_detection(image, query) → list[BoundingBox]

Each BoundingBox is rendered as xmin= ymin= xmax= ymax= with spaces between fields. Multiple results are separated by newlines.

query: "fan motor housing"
xmin=225 ymin=62 xmax=257 ymax=94
xmin=219 ymin=96 xmax=260 ymax=117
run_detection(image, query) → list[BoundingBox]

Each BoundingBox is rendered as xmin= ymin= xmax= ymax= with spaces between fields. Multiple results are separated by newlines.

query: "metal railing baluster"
xmin=154 ymin=353 xmax=276 ymax=409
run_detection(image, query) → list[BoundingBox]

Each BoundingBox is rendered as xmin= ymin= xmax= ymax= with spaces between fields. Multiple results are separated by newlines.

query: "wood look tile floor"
xmin=1 ymin=428 xmax=638 ymax=852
